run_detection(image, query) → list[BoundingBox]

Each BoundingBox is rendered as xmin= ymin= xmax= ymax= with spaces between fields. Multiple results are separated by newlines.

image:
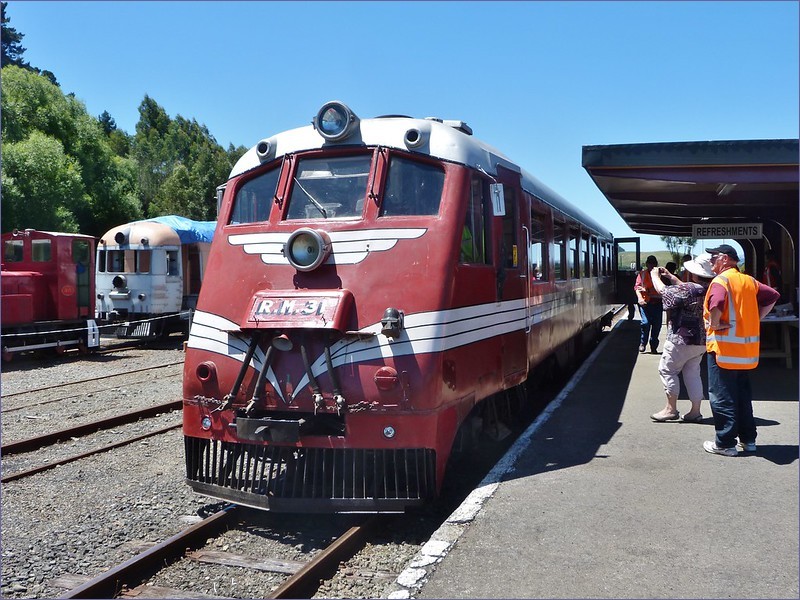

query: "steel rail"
xmin=1 ymin=423 xmax=182 ymax=483
xmin=1 ymin=400 xmax=183 ymax=455
xmin=269 ymin=516 xmax=380 ymax=599
xmin=2 ymin=361 xmax=184 ymax=399
xmin=3 ymin=373 xmax=181 ymax=414
xmin=60 ymin=505 xmax=239 ymax=599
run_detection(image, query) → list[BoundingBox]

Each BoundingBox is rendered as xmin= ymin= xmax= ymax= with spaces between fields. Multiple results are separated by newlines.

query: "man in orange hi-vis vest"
xmin=702 ymin=244 xmax=780 ymax=457
xmin=634 ymin=255 xmax=663 ymax=353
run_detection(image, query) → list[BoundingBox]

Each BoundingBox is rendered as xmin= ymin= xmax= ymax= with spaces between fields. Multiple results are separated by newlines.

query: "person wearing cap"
xmin=648 ymin=253 xmax=715 ymax=423
xmin=702 ymin=244 xmax=780 ymax=457
xmin=634 ymin=255 xmax=663 ymax=353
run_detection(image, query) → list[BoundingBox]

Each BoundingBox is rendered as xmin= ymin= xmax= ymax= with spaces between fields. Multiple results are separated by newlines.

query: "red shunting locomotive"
xmin=1 ymin=229 xmax=99 ymax=361
xmin=183 ymin=101 xmax=617 ymax=512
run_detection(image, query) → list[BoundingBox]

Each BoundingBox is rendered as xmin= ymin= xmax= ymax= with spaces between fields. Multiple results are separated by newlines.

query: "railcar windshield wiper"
xmin=293 ymin=177 xmax=327 ymax=218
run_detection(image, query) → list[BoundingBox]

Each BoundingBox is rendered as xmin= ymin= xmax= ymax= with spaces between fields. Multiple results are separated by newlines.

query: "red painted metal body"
xmin=1 ymin=229 xmax=97 ymax=359
xmin=182 ymin=106 xmax=616 ymax=512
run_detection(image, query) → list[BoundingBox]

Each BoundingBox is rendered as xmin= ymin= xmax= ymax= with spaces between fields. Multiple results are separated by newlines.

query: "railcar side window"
xmin=553 ymin=221 xmax=565 ymax=280
xmin=107 ymin=250 xmax=136 ymax=273
xmin=461 ymin=175 xmax=491 ymax=264
xmin=73 ymin=240 xmax=91 ymax=306
xmin=501 ymin=186 xmax=518 ymax=268
xmin=230 ymin=166 xmax=281 ymax=224
xmin=582 ymin=234 xmax=590 ymax=277
xmin=591 ymin=237 xmax=599 ymax=277
xmin=530 ymin=213 xmax=548 ymax=281
xmin=569 ymin=229 xmax=579 ymax=279
xmin=380 ymin=156 xmax=444 ymax=217
xmin=72 ymin=240 xmax=90 ymax=266
xmin=138 ymin=250 xmax=151 ymax=274
xmin=287 ymin=155 xmax=371 ymax=220
xmin=4 ymin=240 xmax=23 ymax=262
xmin=32 ymin=239 xmax=51 ymax=262
xmin=167 ymin=250 xmax=179 ymax=276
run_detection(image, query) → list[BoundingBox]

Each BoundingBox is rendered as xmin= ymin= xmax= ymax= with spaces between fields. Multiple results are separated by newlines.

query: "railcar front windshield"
xmin=286 ymin=155 xmax=371 ymax=220
xmin=380 ymin=156 xmax=444 ymax=217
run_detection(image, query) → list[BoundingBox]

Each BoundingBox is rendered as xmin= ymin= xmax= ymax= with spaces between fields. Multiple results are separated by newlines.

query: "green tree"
xmin=1 ymin=131 xmax=85 ymax=232
xmin=1 ymin=2 xmax=57 ymax=84
xmin=1 ymin=65 xmax=142 ymax=235
xmin=1 ymin=1 xmax=26 ymax=68
xmin=99 ymin=110 xmax=132 ymax=157
xmin=133 ymin=96 xmax=238 ymax=221
xmin=133 ymin=95 xmax=172 ymax=215
xmin=659 ymin=236 xmax=697 ymax=264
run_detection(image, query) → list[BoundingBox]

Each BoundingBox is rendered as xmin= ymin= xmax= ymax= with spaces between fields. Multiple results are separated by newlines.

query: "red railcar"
xmin=1 ymin=229 xmax=99 ymax=360
xmin=183 ymin=102 xmax=617 ymax=512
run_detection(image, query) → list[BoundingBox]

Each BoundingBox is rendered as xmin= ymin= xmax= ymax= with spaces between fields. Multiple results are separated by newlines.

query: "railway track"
xmin=2 ymin=346 xmax=185 ymax=451
xmin=1 ymin=422 xmax=182 ymax=483
xmin=57 ymin=507 xmax=380 ymax=599
xmin=2 ymin=361 xmax=184 ymax=403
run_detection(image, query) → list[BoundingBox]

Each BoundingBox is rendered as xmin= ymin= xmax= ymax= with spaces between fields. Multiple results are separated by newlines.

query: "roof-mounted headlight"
xmin=255 ymin=138 xmax=275 ymax=162
xmin=313 ymin=101 xmax=359 ymax=142
xmin=284 ymin=228 xmax=332 ymax=272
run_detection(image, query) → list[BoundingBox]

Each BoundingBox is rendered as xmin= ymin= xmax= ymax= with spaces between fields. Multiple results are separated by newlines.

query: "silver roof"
xmin=231 ymin=116 xmax=611 ymax=238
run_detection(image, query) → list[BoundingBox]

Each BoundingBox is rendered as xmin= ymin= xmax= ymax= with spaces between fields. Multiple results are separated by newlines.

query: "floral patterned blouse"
xmin=661 ymin=282 xmax=707 ymax=346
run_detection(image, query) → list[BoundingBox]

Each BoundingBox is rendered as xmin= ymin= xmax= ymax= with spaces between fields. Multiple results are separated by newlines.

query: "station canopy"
xmin=581 ymin=139 xmax=799 ymax=239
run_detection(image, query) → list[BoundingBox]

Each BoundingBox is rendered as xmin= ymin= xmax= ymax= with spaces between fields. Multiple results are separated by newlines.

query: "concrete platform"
xmin=386 ymin=319 xmax=799 ymax=599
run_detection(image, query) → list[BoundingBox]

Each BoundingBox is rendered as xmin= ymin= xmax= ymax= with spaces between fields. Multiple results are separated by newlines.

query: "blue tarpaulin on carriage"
xmin=147 ymin=215 xmax=217 ymax=244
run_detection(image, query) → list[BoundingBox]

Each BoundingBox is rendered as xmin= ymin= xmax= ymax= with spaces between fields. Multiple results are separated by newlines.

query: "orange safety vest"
xmin=636 ymin=269 xmax=661 ymax=303
xmin=704 ymin=269 xmax=761 ymax=370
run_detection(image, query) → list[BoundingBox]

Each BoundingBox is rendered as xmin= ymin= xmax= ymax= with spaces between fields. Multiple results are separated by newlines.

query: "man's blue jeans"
xmin=707 ymin=352 xmax=756 ymax=448
xmin=639 ymin=301 xmax=663 ymax=348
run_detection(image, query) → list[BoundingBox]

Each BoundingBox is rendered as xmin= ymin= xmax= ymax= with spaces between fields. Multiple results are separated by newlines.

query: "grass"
xmin=618 ymin=250 xmax=678 ymax=270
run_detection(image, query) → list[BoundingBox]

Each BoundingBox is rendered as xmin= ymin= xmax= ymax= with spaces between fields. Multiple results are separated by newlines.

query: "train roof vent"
xmin=443 ymin=120 xmax=473 ymax=135
xmin=425 ymin=117 xmax=472 ymax=135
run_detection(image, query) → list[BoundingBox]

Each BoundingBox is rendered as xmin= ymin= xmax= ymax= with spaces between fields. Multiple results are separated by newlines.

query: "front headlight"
xmin=284 ymin=228 xmax=332 ymax=272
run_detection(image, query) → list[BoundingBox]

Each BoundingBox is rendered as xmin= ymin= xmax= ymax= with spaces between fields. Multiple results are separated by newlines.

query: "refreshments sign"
xmin=691 ymin=223 xmax=762 ymax=239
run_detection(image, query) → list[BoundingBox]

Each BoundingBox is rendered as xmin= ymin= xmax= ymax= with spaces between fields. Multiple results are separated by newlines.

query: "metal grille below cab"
xmin=184 ymin=437 xmax=436 ymax=513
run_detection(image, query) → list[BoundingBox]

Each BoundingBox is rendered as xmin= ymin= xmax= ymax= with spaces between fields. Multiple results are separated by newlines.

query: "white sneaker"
xmin=703 ymin=440 xmax=738 ymax=457
xmin=737 ymin=441 xmax=757 ymax=452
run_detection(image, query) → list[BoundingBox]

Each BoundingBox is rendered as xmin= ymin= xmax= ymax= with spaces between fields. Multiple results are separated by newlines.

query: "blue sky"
xmin=7 ymin=1 xmax=799 ymax=252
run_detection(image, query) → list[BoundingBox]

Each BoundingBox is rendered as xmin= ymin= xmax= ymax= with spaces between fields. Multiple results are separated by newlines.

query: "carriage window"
xmin=569 ymin=230 xmax=579 ymax=279
xmin=72 ymin=240 xmax=90 ymax=266
xmin=530 ymin=212 xmax=548 ymax=281
xmin=166 ymin=250 xmax=179 ymax=276
xmin=380 ymin=156 xmax=444 ymax=217
xmin=230 ymin=166 xmax=281 ymax=224
xmin=4 ymin=240 xmax=23 ymax=262
xmin=591 ymin=237 xmax=599 ymax=277
xmin=582 ymin=234 xmax=590 ymax=277
xmin=107 ymin=249 xmax=136 ymax=273
xmin=501 ymin=186 xmax=518 ymax=268
xmin=461 ymin=175 xmax=491 ymax=264
xmin=553 ymin=221 xmax=565 ymax=280
xmin=137 ymin=249 xmax=151 ymax=274
xmin=600 ymin=242 xmax=607 ymax=276
xmin=287 ymin=155 xmax=371 ymax=220
xmin=32 ymin=239 xmax=51 ymax=262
